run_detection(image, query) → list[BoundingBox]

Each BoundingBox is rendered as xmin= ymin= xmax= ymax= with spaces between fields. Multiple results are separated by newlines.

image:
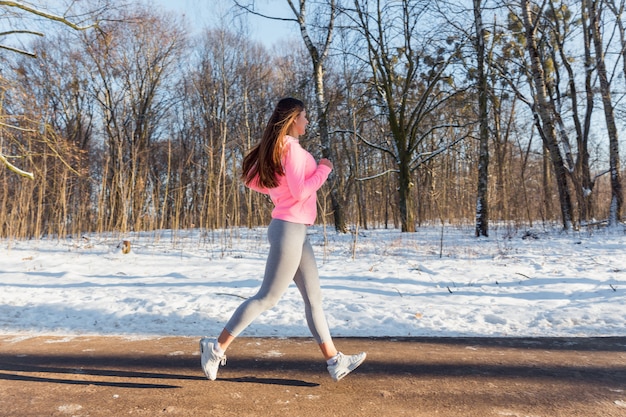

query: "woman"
xmin=200 ymin=97 xmax=366 ymax=382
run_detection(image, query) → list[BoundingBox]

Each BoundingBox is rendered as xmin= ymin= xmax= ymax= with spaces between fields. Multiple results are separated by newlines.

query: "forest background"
xmin=0 ymin=0 xmax=624 ymax=240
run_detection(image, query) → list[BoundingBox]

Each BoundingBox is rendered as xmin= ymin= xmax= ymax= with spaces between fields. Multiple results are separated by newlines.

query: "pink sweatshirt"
xmin=247 ymin=135 xmax=332 ymax=225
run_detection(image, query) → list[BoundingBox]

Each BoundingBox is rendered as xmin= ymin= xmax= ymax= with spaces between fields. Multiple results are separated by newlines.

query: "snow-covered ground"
xmin=1 ymin=225 xmax=624 ymax=339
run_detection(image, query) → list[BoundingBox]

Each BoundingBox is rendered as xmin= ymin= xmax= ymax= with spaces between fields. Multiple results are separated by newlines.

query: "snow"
xmin=1 ymin=225 xmax=625 ymax=339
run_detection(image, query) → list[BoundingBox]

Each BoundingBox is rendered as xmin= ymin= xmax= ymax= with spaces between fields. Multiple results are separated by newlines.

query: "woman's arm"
xmin=284 ymin=142 xmax=332 ymax=201
xmin=246 ymin=175 xmax=270 ymax=195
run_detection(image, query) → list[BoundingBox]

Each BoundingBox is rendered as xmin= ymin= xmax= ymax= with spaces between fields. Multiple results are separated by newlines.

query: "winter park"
xmin=1 ymin=0 xmax=626 ymax=416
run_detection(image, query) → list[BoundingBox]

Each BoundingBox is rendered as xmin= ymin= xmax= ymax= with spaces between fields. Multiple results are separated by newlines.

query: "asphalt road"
xmin=0 ymin=336 xmax=625 ymax=416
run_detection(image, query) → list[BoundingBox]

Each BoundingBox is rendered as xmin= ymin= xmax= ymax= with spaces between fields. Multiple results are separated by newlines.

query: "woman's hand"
xmin=319 ymin=158 xmax=333 ymax=170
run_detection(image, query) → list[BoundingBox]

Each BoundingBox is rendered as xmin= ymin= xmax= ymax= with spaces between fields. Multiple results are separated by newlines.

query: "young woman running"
xmin=200 ymin=97 xmax=366 ymax=382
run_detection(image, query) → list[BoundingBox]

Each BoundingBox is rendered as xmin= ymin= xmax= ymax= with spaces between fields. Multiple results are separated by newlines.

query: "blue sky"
xmin=3 ymin=1 xmax=297 ymax=44
xmin=152 ymin=0 xmax=298 ymax=46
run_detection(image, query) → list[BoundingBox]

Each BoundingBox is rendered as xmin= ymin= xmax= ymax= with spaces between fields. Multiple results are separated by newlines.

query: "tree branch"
xmin=411 ymin=135 xmax=466 ymax=171
xmin=0 ymin=151 xmax=34 ymax=180
xmin=331 ymin=128 xmax=396 ymax=159
xmin=0 ymin=43 xmax=37 ymax=57
xmin=232 ymin=0 xmax=298 ymax=22
xmin=0 ymin=121 xmax=37 ymax=132
xmin=356 ymin=169 xmax=399 ymax=182
xmin=0 ymin=1 xmax=98 ymax=30
xmin=0 ymin=29 xmax=44 ymax=37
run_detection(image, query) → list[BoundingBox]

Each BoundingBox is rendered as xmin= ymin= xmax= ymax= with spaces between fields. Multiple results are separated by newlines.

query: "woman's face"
xmin=290 ymin=110 xmax=308 ymax=137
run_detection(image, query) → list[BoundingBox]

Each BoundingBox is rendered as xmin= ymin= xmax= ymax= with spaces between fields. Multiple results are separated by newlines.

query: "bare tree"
xmin=348 ymin=0 xmax=471 ymax=232
xmin=0 ymin=0 xmax=102 ymax=179
xmin=473 ymin=0 xmax=489 ymax=237
xmin=81 ymin=6 xmax=186 ymax=232
xmin=518 ymin=0 xmax=574 ymax=230
xmin=588 ymin=0 xmax=623 ymax=227
xmin=192 ymin=27 xmax=247 ymax=229
xmin=548 ymin=0 xmax=596 ymax=225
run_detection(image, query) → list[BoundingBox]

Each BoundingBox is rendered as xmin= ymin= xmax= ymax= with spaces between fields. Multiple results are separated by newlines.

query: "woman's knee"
xmin=253 ymin=294 xmax=281 ymax=311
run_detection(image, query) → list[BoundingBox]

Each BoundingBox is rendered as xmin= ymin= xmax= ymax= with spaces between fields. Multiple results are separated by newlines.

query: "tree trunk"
xmin=290 ymin=0 xmax=347 ymax=232
xmin=572 ymin=0 xmax=595 ymax=223
xmin=588 ymin=0 xmax=623 ymax=226
xmin=521 ymin=0 xmax=573 ymax=230
xmin=314 ymin=60 xmax=348 ymax=232
xmin=474 ymin=0 xmax=489 ymax=237
xmin=397 ymin=141 xmax=415 ymax=232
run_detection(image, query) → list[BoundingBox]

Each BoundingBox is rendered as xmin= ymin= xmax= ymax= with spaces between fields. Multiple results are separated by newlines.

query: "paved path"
xmin=0 ymin=336 xmax=625 ymax=416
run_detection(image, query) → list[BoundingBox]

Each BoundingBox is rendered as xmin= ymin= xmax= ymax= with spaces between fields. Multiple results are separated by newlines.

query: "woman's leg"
xmin=293 ymin=237 xmax=338 ymax=360
xmin=219 ymin=220 xmax=306 ymax=351
xmin=216 ymin=328 xmax=236 ymax=352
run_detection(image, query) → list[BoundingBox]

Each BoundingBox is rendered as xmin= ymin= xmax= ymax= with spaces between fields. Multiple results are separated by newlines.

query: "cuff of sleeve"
xmin=318 ymin=164 xmax=332 ymax=176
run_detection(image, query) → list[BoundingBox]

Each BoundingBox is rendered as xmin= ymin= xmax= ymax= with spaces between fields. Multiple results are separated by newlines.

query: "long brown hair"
xmin=242 ymin=97 xmax=305 ymax=188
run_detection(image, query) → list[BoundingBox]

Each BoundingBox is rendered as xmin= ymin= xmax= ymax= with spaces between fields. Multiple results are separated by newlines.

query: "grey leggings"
xmin=224 ymin=219 xmax=332 ymax=344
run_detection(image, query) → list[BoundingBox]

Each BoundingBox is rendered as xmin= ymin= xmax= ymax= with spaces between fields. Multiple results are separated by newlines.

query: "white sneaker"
xmin=327 ymin=352 xmax=366 ymax=381
xmin=199 ymin=337 xmax=226 ymax=380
